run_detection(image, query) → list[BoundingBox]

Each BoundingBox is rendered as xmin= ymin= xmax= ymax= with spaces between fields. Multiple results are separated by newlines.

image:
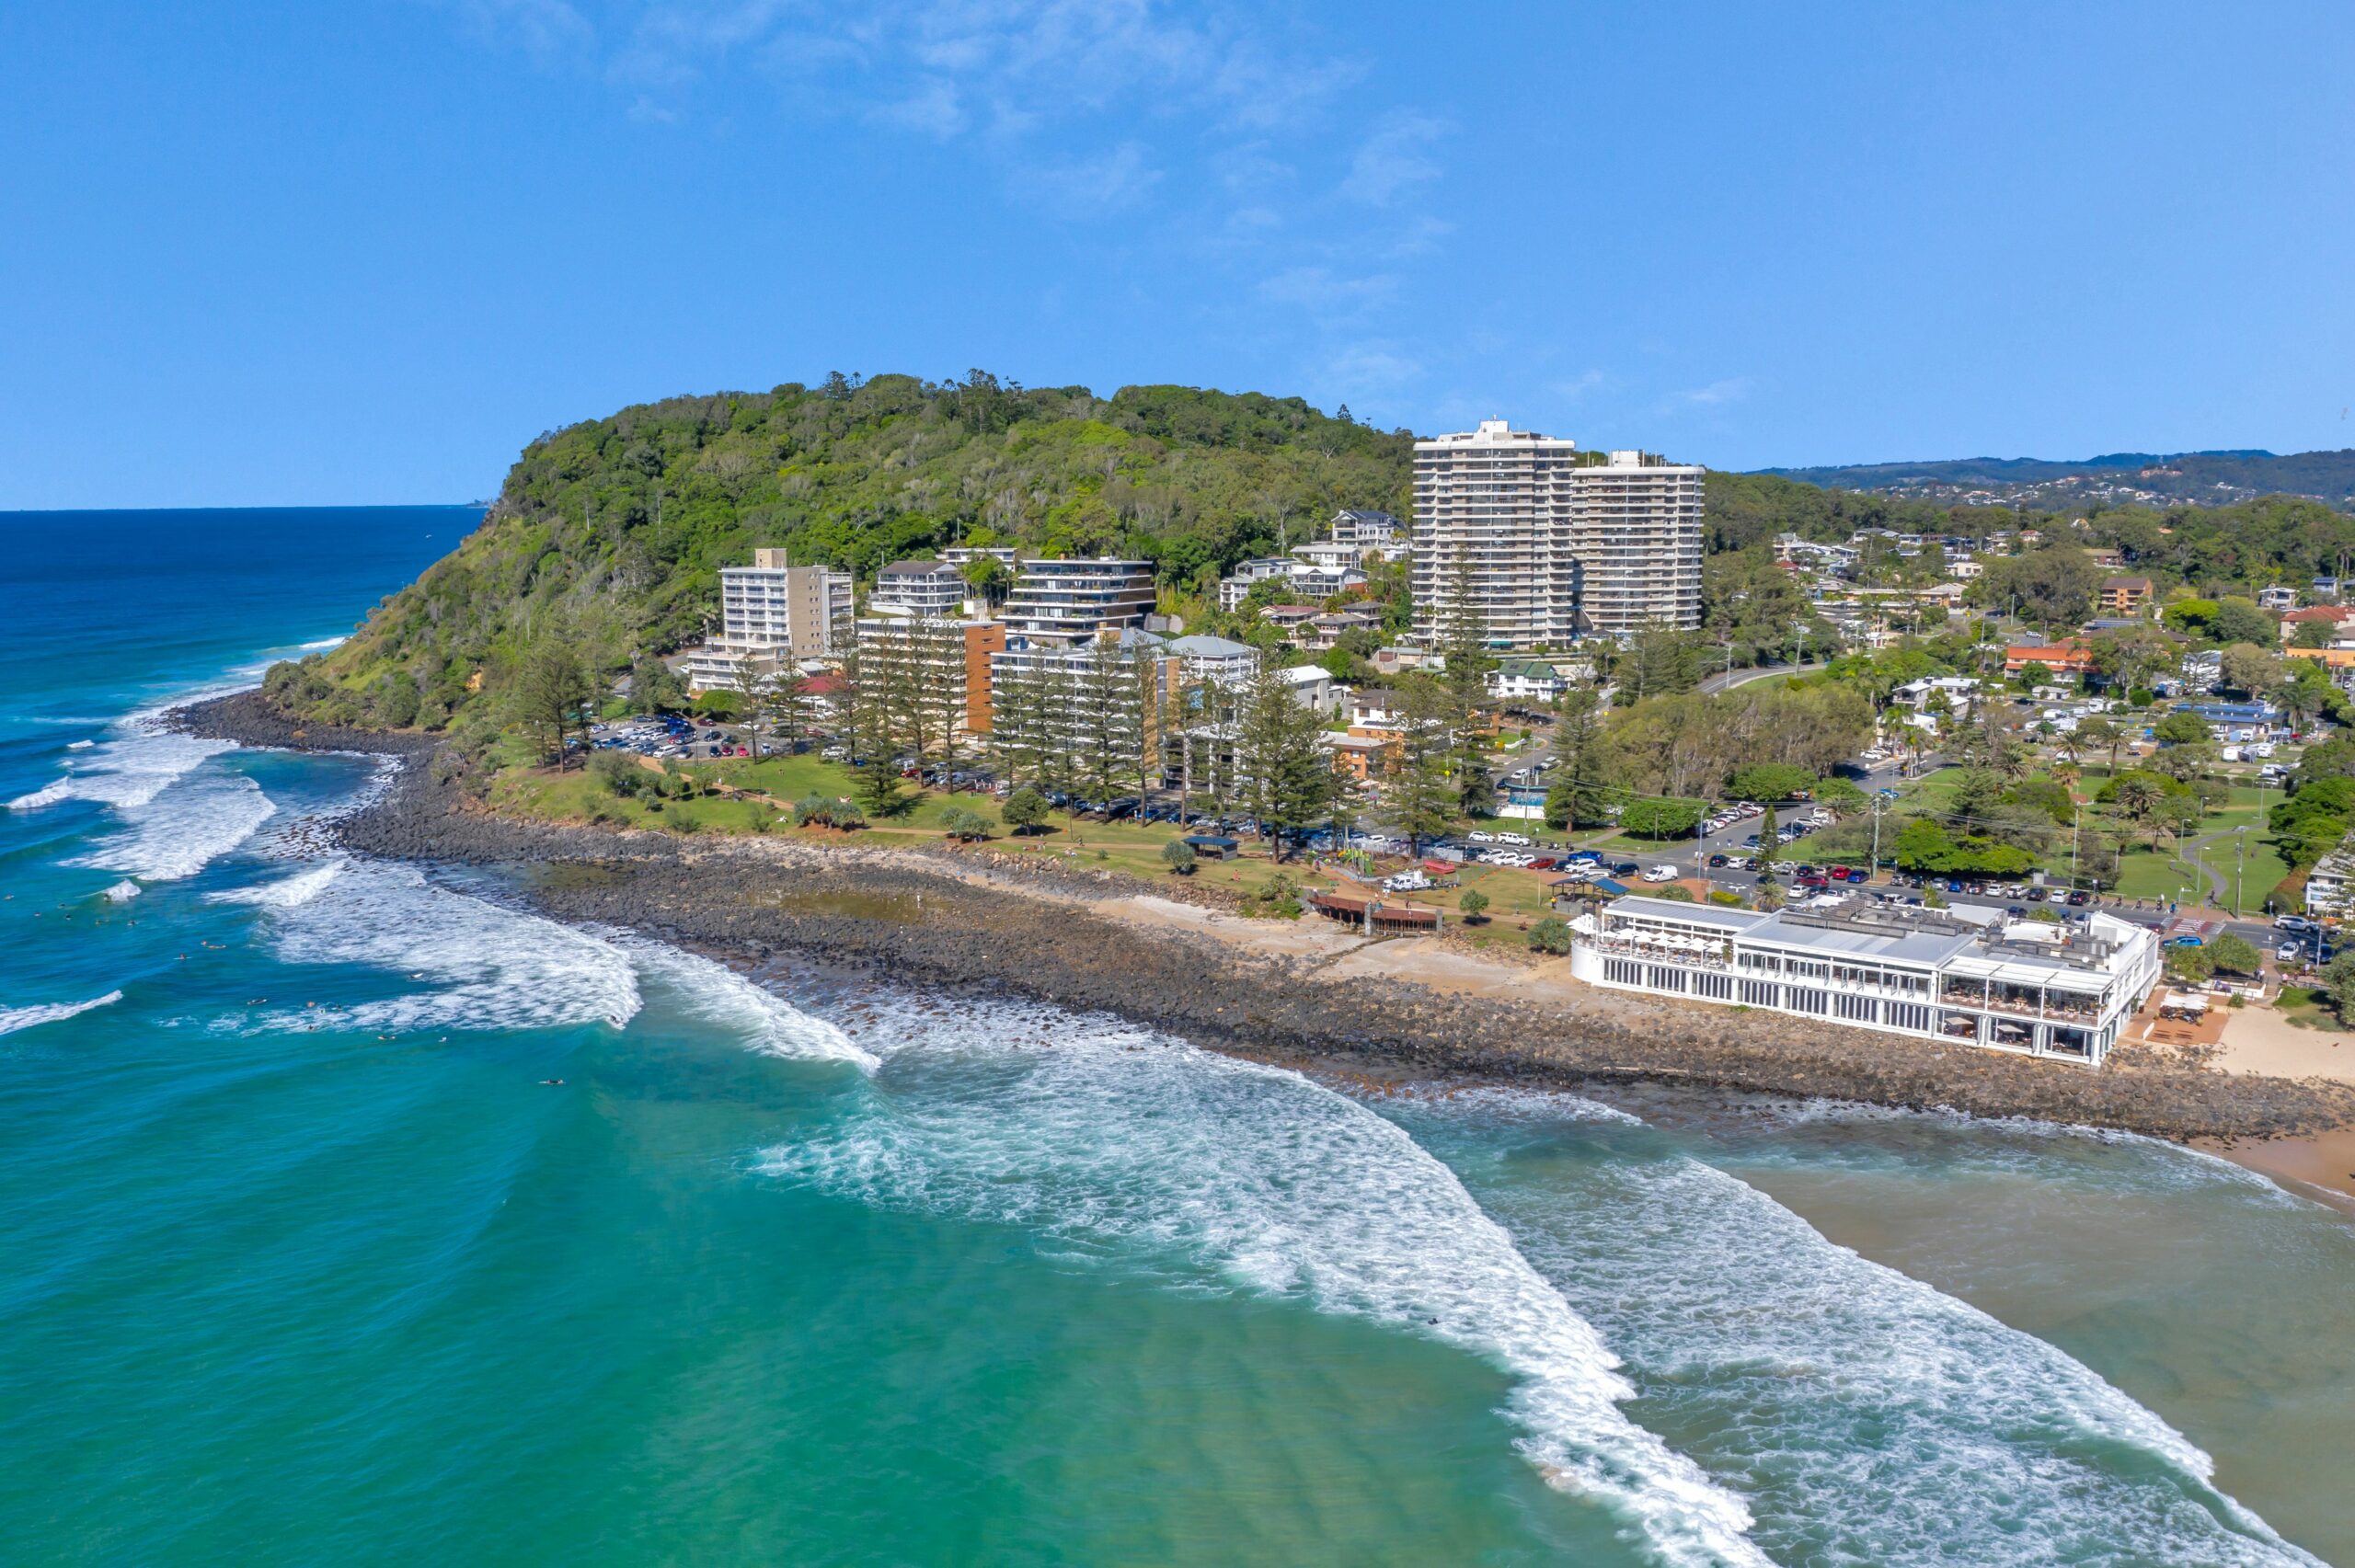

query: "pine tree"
xmin=765 ymin=668 xmax=812 ymax=756
xmin=1543 ymin=686 xmax=1611 ymax=829
xmin=1386 ymin=675 xmax=1458 ymax=858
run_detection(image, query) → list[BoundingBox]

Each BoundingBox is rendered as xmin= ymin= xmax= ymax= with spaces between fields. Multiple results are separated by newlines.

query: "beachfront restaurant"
xmin=1568 ymin=894 xmax=2161 ymax=1067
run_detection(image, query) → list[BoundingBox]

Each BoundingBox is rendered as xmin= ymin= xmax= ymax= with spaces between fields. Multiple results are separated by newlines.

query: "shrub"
xmin=1654 ymin=885 xmax=1696 ymax=902
xmin=1162 ymin=841 xmax=1198 ymax=875
xmin=1240 ymin=873 xmax=1304 ymax=920
xmin=940 ymin=807 xmax=994 ymax=842
xmin=793 ymin=795 xmax=867 ymax=830
xmin=1528 ymin=916 xmax=1572 ymax=955
xmin=1003 ymin=787 xmax=1051 ymax=833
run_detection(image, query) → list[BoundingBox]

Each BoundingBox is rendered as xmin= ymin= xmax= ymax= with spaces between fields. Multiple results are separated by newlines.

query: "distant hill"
xmin=1762 ymin=448 xmax=2355 ymax=512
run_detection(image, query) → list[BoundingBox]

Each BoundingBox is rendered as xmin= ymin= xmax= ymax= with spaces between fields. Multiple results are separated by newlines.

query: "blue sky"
xmin=5 ymin=1 xmax=2352 ymax=508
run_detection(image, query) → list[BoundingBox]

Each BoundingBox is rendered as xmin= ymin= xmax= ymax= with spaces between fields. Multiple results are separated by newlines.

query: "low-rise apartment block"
xmin=999 ymin=558 xmax=1156 ymax=646
xmin=872 ymin=559 xmax=970 ymax=618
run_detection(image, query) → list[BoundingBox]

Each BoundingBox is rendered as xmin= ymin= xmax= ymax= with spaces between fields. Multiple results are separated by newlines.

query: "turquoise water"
xmin=3 ymin=510 xmax=2352 ymax=1566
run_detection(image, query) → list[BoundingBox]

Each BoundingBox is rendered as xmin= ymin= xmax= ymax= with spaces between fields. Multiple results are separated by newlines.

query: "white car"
xmin=1640 ymin=865 xmax=1679 ymax=883
xmin=1498 ymin=832 xmax=1531 ymax=846
xmin=1467 ymin=831 xmax=1496 ymax=843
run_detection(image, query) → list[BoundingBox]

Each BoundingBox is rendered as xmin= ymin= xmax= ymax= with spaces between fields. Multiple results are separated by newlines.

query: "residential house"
xmin=1278 ymin=665 xmax=1342 ymax=718
xmin=1329 ymin=508 xmax=1407 ymax=551
xmin=2257 ymin=585 xmax=2299 ymax=612
xmin=2278 ymin=606 xmax=2355 ymax=643
xmin=2002 ymin=640 xmax=2097 ymax=677
xmin=1488 ymin=658 xmax=1569 ymax=704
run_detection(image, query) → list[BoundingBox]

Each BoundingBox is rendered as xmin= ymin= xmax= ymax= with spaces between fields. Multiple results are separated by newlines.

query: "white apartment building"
xmin=1570 ymin=895 xmax=2161 ymax=1067
xmin=1412 ymin=420 xmax=1581 ymax=649
xmin=680 ymin=548 xmax=852 ymax=692
xmin=1569 ymin=451 xmax=1705 ymax=634
xmin=999 ymin=558 xmax=1157 ymax=646
xmin=871 ymin=559 xmax=969 ymax=618
xmin=1412 ymin=428 xmax=1700 ymax=645
xmin=2305 ymin=835 xmax=2355 ymax=917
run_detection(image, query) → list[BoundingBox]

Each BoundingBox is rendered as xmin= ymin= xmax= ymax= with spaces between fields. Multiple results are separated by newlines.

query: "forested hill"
xmin=276 ymin=373 xmax=1413 ymax=728
xmin=1763 ymin=448 xmax=2355 ymax=512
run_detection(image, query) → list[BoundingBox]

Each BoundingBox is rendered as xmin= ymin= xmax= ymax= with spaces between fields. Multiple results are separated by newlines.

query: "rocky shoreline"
xmin=171 ymin=690 xmax=2355 ymax=1143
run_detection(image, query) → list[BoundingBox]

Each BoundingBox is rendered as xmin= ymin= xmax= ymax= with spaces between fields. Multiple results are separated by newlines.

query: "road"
xmin=1696 ymin=659 xmax=1828 ymax=695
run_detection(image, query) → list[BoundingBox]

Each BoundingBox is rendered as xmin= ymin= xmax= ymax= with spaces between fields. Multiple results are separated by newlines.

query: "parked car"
xmin=2066 ymin=890 xmax=2090 ymax=906
xmin=1640 ymin=864 xmax=1679 ymax=883
xmin=2167 ymin=933 xmax=2205 ymax=947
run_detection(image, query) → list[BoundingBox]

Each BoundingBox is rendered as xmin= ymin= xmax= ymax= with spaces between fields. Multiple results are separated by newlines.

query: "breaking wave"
xmin=250 ymin=860 xmax=640 ymax=1035
xmin=7 ymin=727 xmax=232 ymax=812
xmin=621 ymin=941 xmax=879 ymax=1070
xmin=1389 ymin=1089 xmax=2323 ymax=1567
xmin=0 ymin=990 xmax=123 ymax=1036
xmin=761 ymin=996 xmax=1771 ymax=1568
xmin=208 ymin=859 xmax=347 ymax=908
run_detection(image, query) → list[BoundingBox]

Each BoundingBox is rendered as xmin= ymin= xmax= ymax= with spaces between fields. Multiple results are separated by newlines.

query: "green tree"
xmin=1002 ymin=785 xmax=1051 ymax=834
xmin=855 ymin=755 xmax=916 ymax=818
xmin=1544 ymin=687 xmax=1612 ymax=829
xmin=2323 ymin=950 xmax=2355 ymax=1022
xmin=940 ymin=806 xmax=994 ymax=841
xmin=1236 ymin=660 xmax=1332 ymax=856
xmin=512 ymin=631 xmax=592 ymax=766
xmin=1527 ymin=916 xmax=1573 ymax=955
xmin=2152 ymin=710 xmax=2210 ymax=745
xmin=764 ymin=668 xmax=813 ymax=755
xmin=1161 ymin=839 xmax=1197 ymax=875
xmin=2206 ymin=932 xmax=2263 ymax=977
xmin=1385 ymin=676 xmax=1459 ymax=858
xmin=1458 ymin=888 xmax=1489 ymax=923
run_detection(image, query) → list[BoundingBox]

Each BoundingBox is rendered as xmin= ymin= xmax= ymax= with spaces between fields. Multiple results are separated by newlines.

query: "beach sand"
xmin=2203 ymin=1007 xmax=2355 ymax=1211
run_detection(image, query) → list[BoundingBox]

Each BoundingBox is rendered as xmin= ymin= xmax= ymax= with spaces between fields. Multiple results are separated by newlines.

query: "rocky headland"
xmin=170 ymin=690 xmax=2355 ymax=1145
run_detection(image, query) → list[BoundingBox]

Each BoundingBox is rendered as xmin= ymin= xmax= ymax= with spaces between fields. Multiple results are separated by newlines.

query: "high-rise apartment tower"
xmin=1410 ymin=422 xmax=1701 ymax=647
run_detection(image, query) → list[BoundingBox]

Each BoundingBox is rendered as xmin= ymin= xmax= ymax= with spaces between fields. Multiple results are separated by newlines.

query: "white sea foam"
xmin=99 ymin=880 xmax=142 ymax=903
xmin=208 ymin=859 xmax=347 ymax=908
xmin=65 ymin=739 xmax=94 ymax=750
xmin=7 ymin=727 xmax=232 ymax=811
xmin=252 ymin=860 xmax=640 ymax=1034
xmin=1395 ymin=1090 xmax=2323 ymax=1567
xmin=0 ymin=990 xmax=122 ymax=1036
xmin=763 ymin=997 xmax=1770 ymax=1568
xmin=621 ymin=941 xmax=879 ymax=1069
xmin=66 ymin=769 xmax=276 ymax=882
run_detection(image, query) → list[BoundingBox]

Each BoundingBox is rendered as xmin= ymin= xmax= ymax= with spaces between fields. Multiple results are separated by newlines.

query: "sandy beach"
xmin=2203 ymin=1008 xmax=2355 ymax=1210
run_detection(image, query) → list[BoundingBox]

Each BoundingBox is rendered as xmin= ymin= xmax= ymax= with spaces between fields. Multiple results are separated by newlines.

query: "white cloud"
xmin=1665 ymin=376 xmax=1756 ymax=409
xmin=1340 ymin=112 xmax=1451 ymax=207
xmin=1012 ymin=141 xmax=1163 ymax=215
xmin=443 ymin=0 xmax=594 ymax=63
xmin=1258 ymin=266 xmax=1397 ymax=319
xmin=1324 ymin=341 xmax=1420 ymax=395
xmin=872 ymin=75 xmax=967 ymax=135
xmin=1555 ymin=370 xmax=1609 ymax=400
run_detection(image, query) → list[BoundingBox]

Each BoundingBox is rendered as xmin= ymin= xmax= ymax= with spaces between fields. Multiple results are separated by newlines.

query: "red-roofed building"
xmin=2003 ymin=640 xmax=2097 ymax=676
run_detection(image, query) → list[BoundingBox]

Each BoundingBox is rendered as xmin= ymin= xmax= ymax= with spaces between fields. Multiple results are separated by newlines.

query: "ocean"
xmin=2 ymin=507 xmax=2351 ymax=1567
